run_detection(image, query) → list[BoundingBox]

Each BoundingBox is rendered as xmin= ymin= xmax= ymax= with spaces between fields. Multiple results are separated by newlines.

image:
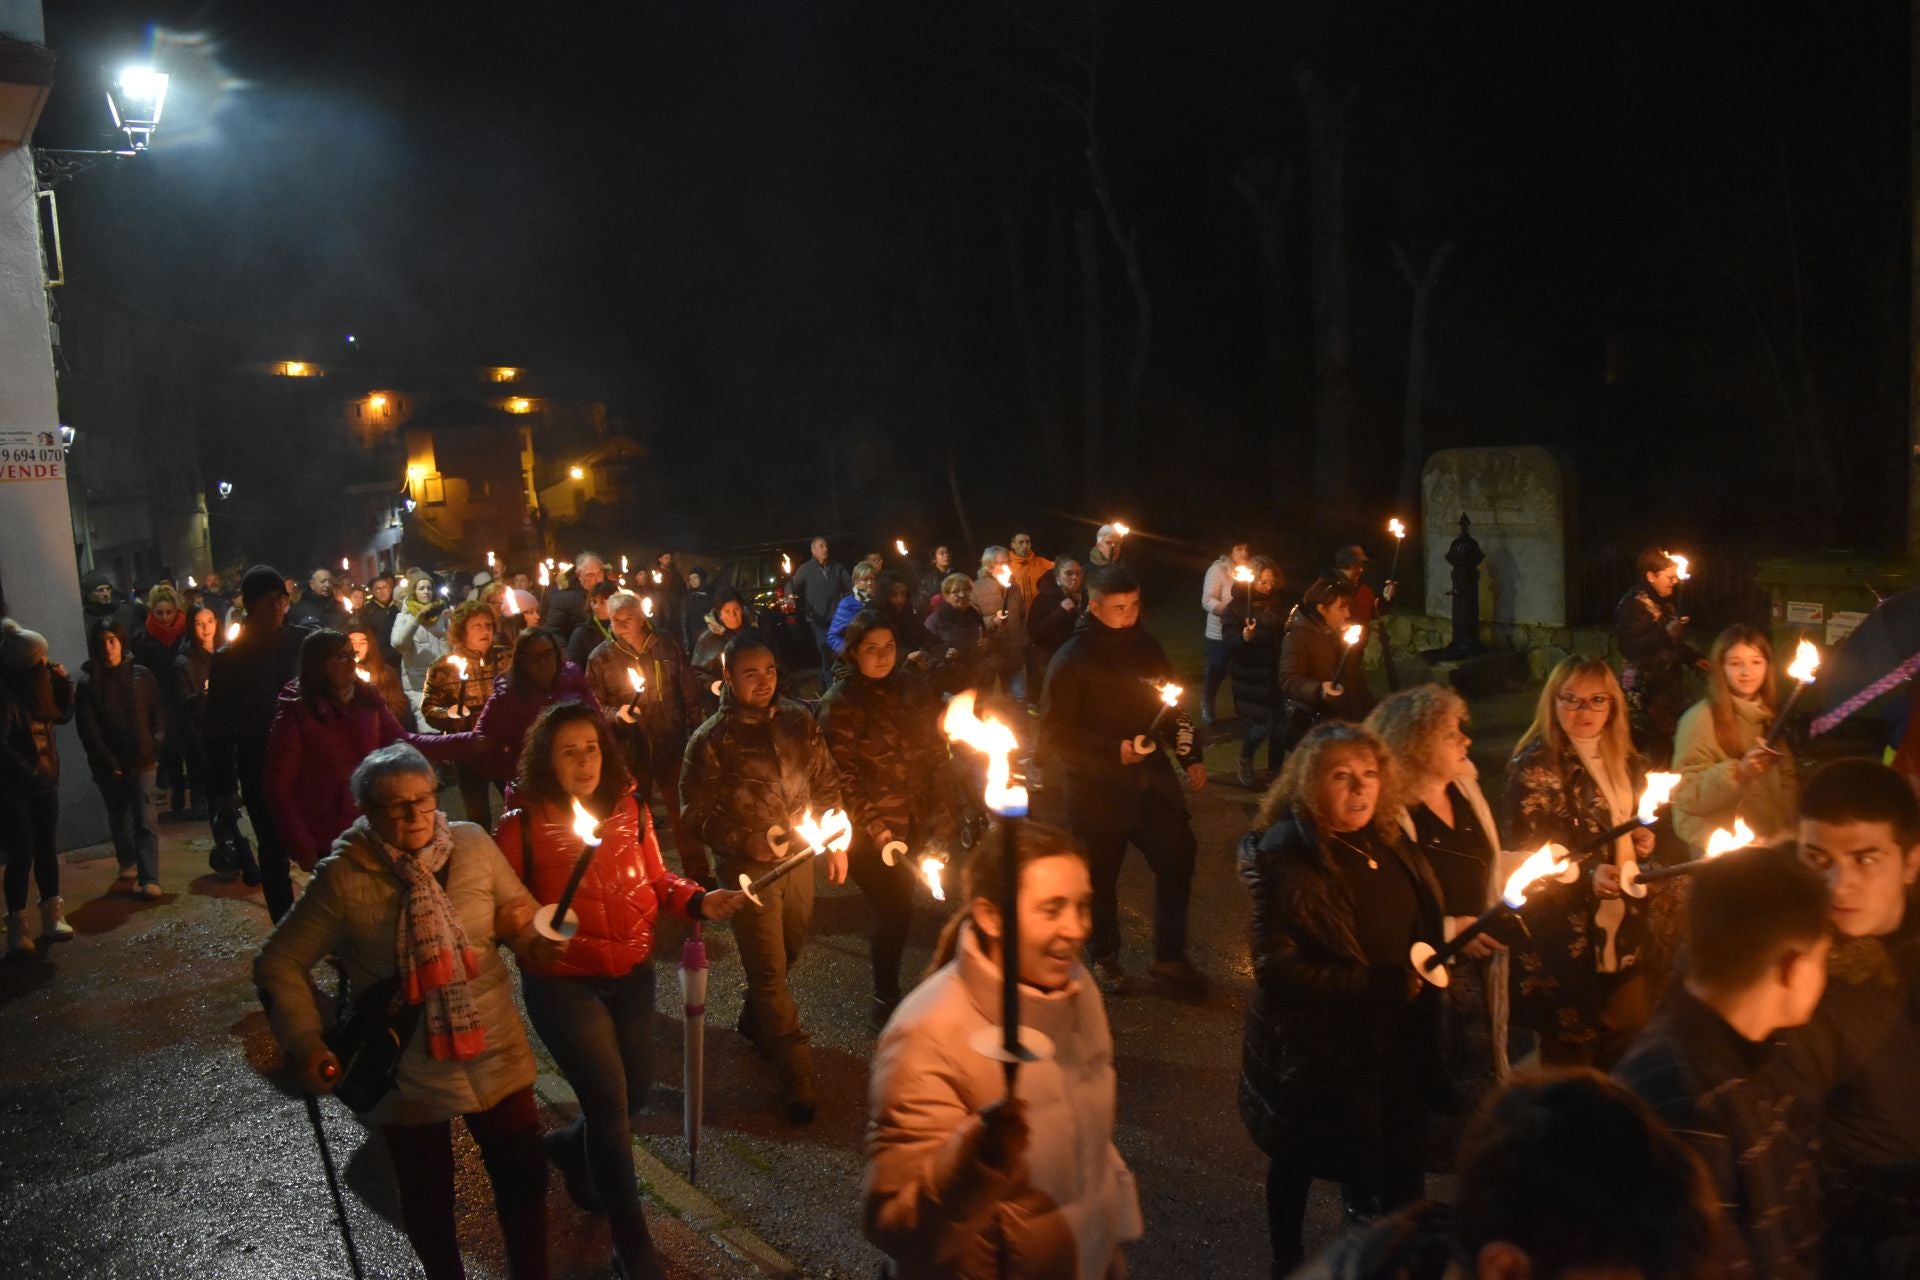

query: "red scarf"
xmin=145 ymin=610 xmax=186 ymax=649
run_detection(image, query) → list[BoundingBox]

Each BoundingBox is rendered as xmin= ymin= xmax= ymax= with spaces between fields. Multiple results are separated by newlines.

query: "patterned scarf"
xmin=383 ymin=815 xmax=488 ymax=1061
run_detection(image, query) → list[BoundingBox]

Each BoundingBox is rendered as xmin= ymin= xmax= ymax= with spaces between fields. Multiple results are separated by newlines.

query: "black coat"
xmin=173 ymin=642 xmax=215 ymax=773
xmin=817 ymin=665 xmax=960 ymax=850
xmin=1224 ymin=591 xmax=1287 ymax=722
xmin=1237 ymin=808 xmax=1446 ymax=1174
xmin=284 ymin=589 xmax=341 ymax=632
xmin=0 ymin=666 xmax=74 ymax=794
xmin=1279 ymin=609 xmax=1373 ymax=724
xmin=205 ymin=622 xmax=308 ymax=797
xmin=355 ymin=598 xmax=404 ymax=668
xmin=1037 ymin=613 xmax=1198 ymax=834
xmin=924 ymin=601 xmax=990 ymax=696
xmin=75 ymin=658 xmax=165 ymax=780
xmin=1027 ymin=575 xmax=1083 ymax=662
xmin=542 ymin=584 xmax=588 ymax=645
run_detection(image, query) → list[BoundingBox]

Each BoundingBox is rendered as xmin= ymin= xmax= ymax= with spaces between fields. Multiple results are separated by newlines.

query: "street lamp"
xmin=568 ymin=465 xmax=585 ymax=481
xmin=105 ymin=67 xmax=168 ymax=151
xmin=216 ymin=480 xmax=232 ymax=500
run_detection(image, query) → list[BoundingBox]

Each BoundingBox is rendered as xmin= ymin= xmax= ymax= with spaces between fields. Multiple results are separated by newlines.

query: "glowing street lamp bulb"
xmin=568 ymin=466 xmax=585 ymax=481
xmin=1389 ymin=518 xmax=1407 ymax=540
xmin=920 ymin=857 xmax=946 ymax=901
xmin=1786 ymin=639 xmax=1820 ymax=685
xmin=571 ymin=798 xmax=602 ymax=848
xmin=368 ymin=394 xmax=388 ymax=411
xmin=117 ymin=66 xmax=168 ymax=105
xmin=1638 ymin=772 xmax=1682 ymax=824
xmin=1702 ymin=818 xmax=1758 ymax=860
xmin=1501 ymin=844 xmax=1574 ymax=909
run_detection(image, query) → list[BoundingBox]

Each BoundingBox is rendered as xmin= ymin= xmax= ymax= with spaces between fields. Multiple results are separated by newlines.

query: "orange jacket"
xmin=1008 ymin=552 xmax=1055 ymax=604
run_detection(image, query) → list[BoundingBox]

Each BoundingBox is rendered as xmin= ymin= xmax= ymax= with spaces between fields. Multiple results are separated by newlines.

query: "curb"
xmin=531 ymin=1070 xmax=800 ymax=1279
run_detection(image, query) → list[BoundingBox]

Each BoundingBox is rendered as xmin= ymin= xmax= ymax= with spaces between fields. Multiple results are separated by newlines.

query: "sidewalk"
xmin=0 ymin=819 xmax=782 ymax=1280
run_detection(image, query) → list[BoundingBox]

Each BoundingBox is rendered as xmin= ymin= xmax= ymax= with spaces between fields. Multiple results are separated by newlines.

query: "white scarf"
xmin=1569 ymin=735 xmax=1632 ymax=972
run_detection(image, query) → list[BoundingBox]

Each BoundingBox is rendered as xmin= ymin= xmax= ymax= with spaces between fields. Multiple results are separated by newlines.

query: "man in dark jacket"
xmin=1038 ymin=565 xmax=1207 ymax=998
xmin=206 ymin=566 xmax=304 ymax=917
xmin=541 ymin=550 xmax=604 ymax=644
xmin=787 ymin=536 xmax=852 ymax=673
xmin=1615 ymin=546 xmax=1707 ymax=766
xmin=81 ymin=570 xmax=143 ymax=638
xmin=1028 ymin=557 xmax=1084 ymax=668
xmin=283 ymin=566 xmax=340 ymax=632
xmin=355 ymin=572 xmax=404 ymax=670
xmin=912 ymin=544 xmax=952 ymax=617
xmin=681 ymin=566 xmax=715 ymax=654
xmin=1615 ymin=848 xmax=1833 ymax=1280
xmin=1791 ymin=759 xmax=1920 ymax=1274
xmin=681 ymin=632 xmax=844 ymax=1124
xmin=1294 ymin=1072 xmax=1720 ymax=1280
xmin=75 ymin=619 xmax=167 ymax=895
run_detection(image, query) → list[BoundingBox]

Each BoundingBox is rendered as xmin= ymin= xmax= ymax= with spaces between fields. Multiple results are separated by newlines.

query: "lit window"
xmin=368 ymin=393 xmax=389 ymax=413
xmin=490 ymin=367 xmax=520 ymax=383
xmin=276 ymin=361 xmax=314 ymax=377
xmin=503 ymin=397 xmax=532 ymax=414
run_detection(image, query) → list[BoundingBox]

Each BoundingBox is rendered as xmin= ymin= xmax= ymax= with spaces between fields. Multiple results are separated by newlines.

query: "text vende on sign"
xmin=0 ymin=429 xmax=66 ymax=483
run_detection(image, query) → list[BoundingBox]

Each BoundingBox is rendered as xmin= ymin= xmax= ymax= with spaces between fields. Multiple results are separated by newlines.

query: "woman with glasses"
xmin=1502 ymin=657 xmax=1677 ymax=1067
xmin=256 ymin=743 xmax=566 ymax=1280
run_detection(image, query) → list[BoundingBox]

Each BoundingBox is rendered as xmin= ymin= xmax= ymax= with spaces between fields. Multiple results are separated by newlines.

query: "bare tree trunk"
xmin=1296 ymin=67 xmax=1358 ymax=517
xmin=1076 ymin=206 xmax=1107 ymax=507
xmin=1003 ymin=205 xmax=1075 ymax=481
xmin=1234 ymin=157 xmax=1300 ymax=507
xmin=1392 ymin=240 xmax=1454 ymax=512
xmin=1086 ymin=145 xmax=1150 ymax=491
xmin=946 ymin=451 xmax=976 ymax=551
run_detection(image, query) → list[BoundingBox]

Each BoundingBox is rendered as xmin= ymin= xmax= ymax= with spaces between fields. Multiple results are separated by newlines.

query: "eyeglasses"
xmin=1556 ymin=693 xmax=1614 ymax=713
xmin=377 ymin=794 xmax=438 ymax=822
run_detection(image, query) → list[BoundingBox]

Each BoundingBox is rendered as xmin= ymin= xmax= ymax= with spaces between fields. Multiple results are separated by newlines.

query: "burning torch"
xmin=533 ymin=800 xmax=605 ymax=940
xmin=1565 ymin=771 xmax=1682 ymax=866
xmin=1131 ymin=681 xmax=1183 ymax=755
xmin=449 ymin=655 xmax=470 ymax=718
xmin=624 ymin=667 xmax=647 ymax=715
xmin=738 ymin=809 xmax=853 ymax=905
xmin=1330 ymin=624 xmax=1365 ymax=696
xmin=1765 ymin=639 xmax=1820 ymax=749
xmin=1623 ymin=819 xmax=1755 ymax=894
xmin=1386 ymin=518 xmax=1407 ymax=601
xmin=1412 ymin=843 xmax=1577 ymax=985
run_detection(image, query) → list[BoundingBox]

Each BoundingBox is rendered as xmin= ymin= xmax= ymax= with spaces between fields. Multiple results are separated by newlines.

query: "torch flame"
xmin=502 ymin=588 xmax=521 ymax=616
xmin=993 ymin=564 xmax=1012 ymax=589
xmin=942 ymin=690 xmax=1030 ymax=817
xmin=1111 ymin=522 xmax=1131 ymax=538
xmin=559 ymin=561 xmax=573 ymax=574
xmin=895 ymin=538 xmax=909 ymax=556
xmin=186 ymin=574 xmax=197 ymax=588
xmin=1638 ymin=771 xmax=1681 ymax=824
xmin=1389 ymin=517 xmax=1406 ymax=539
xmin=1232 ymin=565 xmax=1256 ymax=585
xmin=791 ymin=808 xmax=854 ymax=856
xmin=538 ymin=563 xmax=550 ymax=587
xmin=621 ymin=555 xmax=629 ymax=574
xmin=627 ymin=668 xmax=645 ymax=695
xmin=1502 ymin=844 xmax=1573 ymax=909
xmin=1157 ymin=681 xmax=1183 ymax=708
xmin=1703 ymin=818 xmax=1757 ymax=860
xmin=641 ymin=596 xmax=655 ymax=618
xmin=1341 ymin=624 xmax=1364 ymax=647
xmin=1786 ymin=639 xmax=1820 ymax=685
xmin=571 ymin=798 xmax=602 ymax=848
xmin=354 ymin=668 xmax=371 ymax=683
xmin=450 ymin=655 xmax=468 ymax=681
xmin=780 ymin=553 xmax=793 ymax=576
xmin=1668 ymin=552 xmax=1690 ymax=581
xmin=225 ymin=621 xmax=241 ymax=643
xmin=651 ymin=569 xmax=663 ymax=584
xmin=487 ymin=550 xmax=497 ymax=568
xmin=920 ymin=856 xmax=946 ymax=901
xmin=341 ymin=557 xmax=350 ymax=572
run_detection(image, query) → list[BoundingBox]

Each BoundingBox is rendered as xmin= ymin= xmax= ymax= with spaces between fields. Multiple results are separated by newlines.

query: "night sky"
xmin=37 ymin=1 xmax=1914 ymax=579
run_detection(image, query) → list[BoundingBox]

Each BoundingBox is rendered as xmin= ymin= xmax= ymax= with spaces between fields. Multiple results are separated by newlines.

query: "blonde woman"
xmin=1670 ymin=625 xmax=1796 ymax=849
xmin=1237 ymin=721 xmax=1445 ymax=1275
xmin=1366 ymin=685 xmax=1509 ymax=1099
xmin=1502 ymin=657 xmax=1679 ymax=1067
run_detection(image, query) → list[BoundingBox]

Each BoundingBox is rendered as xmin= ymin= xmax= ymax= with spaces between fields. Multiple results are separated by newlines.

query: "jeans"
xmin=2 ymin=789 xmax=59 ymax=912
xmin=846 ymin=837 xmax=916 ymax=1002
xmin=381 ymin=1085 xmax=549 ymax=1280
xmin=1203 ymin=636 xmax=1230 ymax=720
xmin=720 ymin=853 xmax=815 ymax=1082
xmin=1240 ymin=707 xmax=1281 ymax=771
xmin=99 ymin=767 xmax=160 ymax=886
xmin=239 ymin=764 xmax=294 ymax=921
xmin=522 ymin=966 xmax=660 ymax=1267
xmin=1079 ymin=800 xmax=1197 ymax=965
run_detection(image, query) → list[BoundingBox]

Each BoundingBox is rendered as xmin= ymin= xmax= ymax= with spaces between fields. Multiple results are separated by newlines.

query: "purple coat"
xmin=457 ymin=663 xmax=603 ymax=783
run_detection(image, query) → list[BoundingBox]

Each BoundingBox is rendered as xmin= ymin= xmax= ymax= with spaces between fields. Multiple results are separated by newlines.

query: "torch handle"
xmin=1632 ymin=859 xmax=1704 ymax=885
xmin=1764 ymin=681 xmax=1808 ymax=749
xmin=1568 ymin=817 xmax=1651 ymax=863
xmin=741 ymin=841 xmax=822 ymax=898
xmin=1000 ymin=812 xmax=1022 ymax=1089
xmin=552 ymin=838 xmax=600 ymax=922
xmin=1422 ymin=905 xmax=1506 ymax=971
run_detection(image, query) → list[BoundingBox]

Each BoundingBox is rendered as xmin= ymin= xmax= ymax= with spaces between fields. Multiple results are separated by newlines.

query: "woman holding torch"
xmin=1501 ymin=657 xmax=1679 ymax=1066
xmin=819 ymin=610 xmax=963 ymax=1027
xmin=1224 ymin=556 xmax=1287 ymax=789
xmin=496 ymin=703 xmax=745 ymax=1280
xmin=1669 ymin=625 xmax=1798 ymax=850
xmin=421 ymin=601 xmax=507 ymax=828
xmin=1277 ymin=577 xmax=1373 ymax=755
xmin=1237 ymin=721 xmax=1446 ymax=1276
xmin=863 ymin=820 xmax=1142 ymax=1279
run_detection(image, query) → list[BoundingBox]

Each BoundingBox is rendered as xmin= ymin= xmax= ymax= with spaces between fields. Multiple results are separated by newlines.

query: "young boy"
xmin=1794 ymin=758 xmax=1920 ymax=1275
xmin=1615 ymin=847 xmax=1832 ymax=1279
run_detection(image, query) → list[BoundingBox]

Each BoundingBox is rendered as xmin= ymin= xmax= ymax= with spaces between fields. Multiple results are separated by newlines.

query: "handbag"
xmin=322 ymin=856 xmax=451 ymax=1114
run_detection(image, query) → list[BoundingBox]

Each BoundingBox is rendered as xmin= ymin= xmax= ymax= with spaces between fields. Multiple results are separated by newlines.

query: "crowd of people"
xmin=0 ymin=532 xmax=1913 ymax=1280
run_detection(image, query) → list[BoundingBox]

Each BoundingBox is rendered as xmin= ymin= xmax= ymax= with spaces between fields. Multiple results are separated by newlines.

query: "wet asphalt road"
xmin=0 ymin=676 xmax=1537 ymax=1280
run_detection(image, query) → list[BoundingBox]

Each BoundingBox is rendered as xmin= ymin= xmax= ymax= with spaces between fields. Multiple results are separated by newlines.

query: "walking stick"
xmin=305 ymin=1071 xmax=367 ymax=1280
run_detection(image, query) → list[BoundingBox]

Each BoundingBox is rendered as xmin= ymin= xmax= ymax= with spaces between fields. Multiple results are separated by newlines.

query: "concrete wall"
xmin=1422 ymin=446 xmax=1568 ymax=627
xmin=0 ymin=1 xmax=109 ymax=846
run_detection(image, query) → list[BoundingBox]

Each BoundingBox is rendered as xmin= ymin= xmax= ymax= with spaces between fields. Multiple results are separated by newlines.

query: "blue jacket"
xmin=827 ymin=592 xmax=869 ymax=655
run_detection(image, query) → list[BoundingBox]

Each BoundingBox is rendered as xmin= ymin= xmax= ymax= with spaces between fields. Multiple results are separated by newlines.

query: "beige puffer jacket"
xmin=254 ymin=817 xmax=539 ymax=1126
xmin=864 ymin=923 xmax=1142 ymax=1279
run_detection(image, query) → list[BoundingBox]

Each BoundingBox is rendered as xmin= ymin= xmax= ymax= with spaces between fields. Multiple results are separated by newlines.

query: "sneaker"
xmin=114 ymin=864 xmax=138 ymax=884
xmin=1090 ymin=956 xmax=1130 ymax=996
xmin=6 ymin=912 xmax=35 ymax=958
xmin=1148 ymin=958 xmax=1210 ymax=1000
xmin=138 ymin=882 xmax=164 ymax=900
xmin=543 ymin=1127 xmax=603 ymax=1214
xmin=38 ymin=897 xmax=74 ymax=943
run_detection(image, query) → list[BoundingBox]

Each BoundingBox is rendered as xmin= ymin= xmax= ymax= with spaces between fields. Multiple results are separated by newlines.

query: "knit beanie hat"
xmin=241 ymin=564 xmax=288 ymax=606
xmin=0 ymin=620 xmax=50 ymax=672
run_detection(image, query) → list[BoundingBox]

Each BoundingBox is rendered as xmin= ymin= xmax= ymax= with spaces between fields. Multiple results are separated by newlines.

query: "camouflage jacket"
xmin=680 ymin=691 xmax=842 ymax=864
xmin=421 ymin=645 xmax=505 ymax=732
xmin=585 ymin=629 xmax=702 ymax=760
xmin=817 ymin=665 xmax=961 ymax=851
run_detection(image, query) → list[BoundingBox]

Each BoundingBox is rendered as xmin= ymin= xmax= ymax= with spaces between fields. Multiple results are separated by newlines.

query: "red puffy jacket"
xmin=495 ymin=790 xmax=703 ymax=980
